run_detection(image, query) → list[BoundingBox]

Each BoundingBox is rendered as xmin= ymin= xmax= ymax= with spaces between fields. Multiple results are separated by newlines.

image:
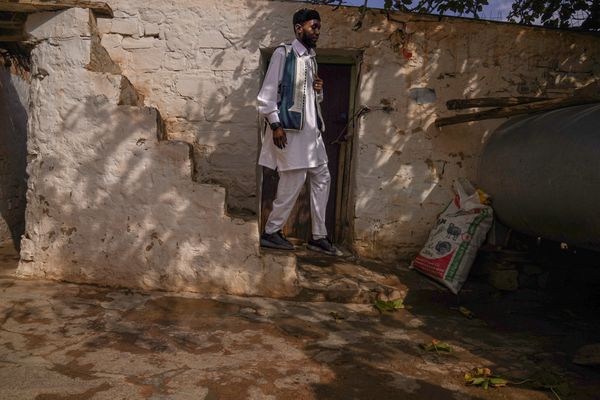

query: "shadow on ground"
xmin=1 ymin=241 xmax=599 ymax=399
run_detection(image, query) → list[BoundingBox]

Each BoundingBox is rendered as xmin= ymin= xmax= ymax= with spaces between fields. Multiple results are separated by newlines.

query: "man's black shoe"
xmin=260 ymin=230 xmax=294 ymax=250
xmin=307 ymin=238 xmax=342 ymax=256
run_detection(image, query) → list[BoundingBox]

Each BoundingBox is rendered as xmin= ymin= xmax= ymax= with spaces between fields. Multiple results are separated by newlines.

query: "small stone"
xmin=573 ymin=343 xmax=600 ymax=366
xmin=388 ymin=289 xmax=404 ymax=300
xmin=197 ymin=31 xmax=229 ymax=49
xmin=140 ymin=9 xmax=166 ymax=24
xmin=239 ymin=307 xmax=256 ymax=315
xmin=111 ymin=19 xmax=139 ymax=36
xmin=255 ymin=309 xmax=269 ymax=317
xmin=376 ymin=289 xmax=403 ymax=302
xmin=129 ymin=48 xmax=163 ymax=72
xmin=26 ymin=8 xmax=91 ymax=40
xmin=122 ymin=37 xmax=156 ymax=50
xmin=113 ymin=10 xmax=137 ymax=18
xmin=144 ymin=23 xmax=160 ymax=37
xmin=407 ymin=318 xmax=424 ymax=328
xmin=33 ymin=38 xmax=91 ymax=72
xmin=96 ymin=18 xmax=112 ymax=35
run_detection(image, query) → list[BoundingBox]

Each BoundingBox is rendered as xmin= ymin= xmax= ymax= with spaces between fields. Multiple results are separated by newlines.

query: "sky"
xmin=342 ymin=0 xmax=514 ymax=22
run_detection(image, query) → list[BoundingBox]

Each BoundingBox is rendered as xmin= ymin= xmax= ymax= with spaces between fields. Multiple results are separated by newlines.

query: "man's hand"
xmin=313 ymin=75 xmax=323 ymax=93
xmin=273 ymin=127 xmax=287 ymax=149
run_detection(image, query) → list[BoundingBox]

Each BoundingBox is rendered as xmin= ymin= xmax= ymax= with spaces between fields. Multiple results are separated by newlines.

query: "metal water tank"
xmin=478 ymin=103 xmax=600 ymax=250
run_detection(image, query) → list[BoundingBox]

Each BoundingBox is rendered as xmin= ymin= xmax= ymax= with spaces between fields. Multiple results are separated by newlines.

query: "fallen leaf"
xmin=458 ymin=306 xmax=475 ymax=319
xmin=472 ymin=377 xmax=486 ymax=385
xmin=420 ymin=339 xmax=452 ymax=353
xmin=489 ymin=377 xmax=508 ymax=387
xmin=465 ymin=367 xmax=507 ymax=390
xmin=374 ymin=299 xmax=405 ymax=312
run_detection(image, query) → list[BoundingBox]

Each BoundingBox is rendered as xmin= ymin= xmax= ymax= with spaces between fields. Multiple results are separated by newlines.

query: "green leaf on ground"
xmin=374 ymin=299 xmax=404 ymax=312
xmin=472 ymin=377 xmax=486 ymax=385
xmin=420 ymin=339 xmax=452 ymax=353
xmin=489 ymin=377 xmax=508 ymax=386
xmin=465 ymin=367 xmax=507 ymax=390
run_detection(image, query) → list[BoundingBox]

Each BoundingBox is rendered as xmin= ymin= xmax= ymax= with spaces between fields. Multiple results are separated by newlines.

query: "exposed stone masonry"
xmin=12 ymin=2 xmax=600 ymax=296
xmin=17 ymin=7 xmax=298 ymax=297
xmin=95 ymin=0 xmax=600 ymax=260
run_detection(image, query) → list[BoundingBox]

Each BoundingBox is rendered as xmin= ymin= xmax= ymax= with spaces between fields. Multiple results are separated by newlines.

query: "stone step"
xmin=19 ymin=6 xmax=299 ymax=299
xmin=226 ymin=207 xmax=257 ymax=222
xmin=291 ymin=249 xmax=407 ymax=304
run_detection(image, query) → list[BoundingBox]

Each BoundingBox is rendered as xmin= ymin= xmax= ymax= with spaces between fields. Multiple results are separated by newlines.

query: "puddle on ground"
xmin=123 ymin=297 xmax=242 ymax=330
xmin=84 ymin=330 xmax=160 ymax=355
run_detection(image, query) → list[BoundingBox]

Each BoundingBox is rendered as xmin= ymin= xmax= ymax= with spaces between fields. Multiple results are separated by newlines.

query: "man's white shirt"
xmin=257 ymin=39 xmax=328 ymax=171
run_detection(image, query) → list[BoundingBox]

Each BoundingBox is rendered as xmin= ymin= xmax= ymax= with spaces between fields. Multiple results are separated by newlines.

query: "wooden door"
xmin=261 ymin=63 xmax=352 ymax=243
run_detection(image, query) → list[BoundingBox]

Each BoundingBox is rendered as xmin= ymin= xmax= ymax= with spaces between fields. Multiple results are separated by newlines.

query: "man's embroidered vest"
xmin=277 ymin=44 xmax=325 ymax=133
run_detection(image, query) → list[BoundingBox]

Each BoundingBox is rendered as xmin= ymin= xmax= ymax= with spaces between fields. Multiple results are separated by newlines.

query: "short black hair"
xmin=293 ymin=8 xmax=320 ymax=27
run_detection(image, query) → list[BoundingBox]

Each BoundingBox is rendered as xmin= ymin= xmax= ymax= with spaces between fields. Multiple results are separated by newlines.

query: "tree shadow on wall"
xmin=19 ymin=1 xmax=599 ymax=397
xmin=202 ymin=0 xmax=597 ymax=260
xmin=200 ymin=1 xmax=600 ymax=397
xmin=23 ymin=82 xmax=267 ymax=295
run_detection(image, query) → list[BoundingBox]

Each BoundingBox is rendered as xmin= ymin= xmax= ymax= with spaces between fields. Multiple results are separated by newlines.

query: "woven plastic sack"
xmin=412 ymin=178 xmax=493 ymax=294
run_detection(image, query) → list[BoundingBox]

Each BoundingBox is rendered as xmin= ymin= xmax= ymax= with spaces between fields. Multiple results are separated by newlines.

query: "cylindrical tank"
xmin=478 ymin=103 xmax=600 ymax=250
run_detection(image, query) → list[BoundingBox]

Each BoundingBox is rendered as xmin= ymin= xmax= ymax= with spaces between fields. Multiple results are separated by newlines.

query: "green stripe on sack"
xmin=445 ymin=208 xmax=490 ymax=281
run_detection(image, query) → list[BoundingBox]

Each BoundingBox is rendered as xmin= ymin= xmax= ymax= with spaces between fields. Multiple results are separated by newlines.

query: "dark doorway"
xmin=260 ymin=62 xmax=353 ymax=243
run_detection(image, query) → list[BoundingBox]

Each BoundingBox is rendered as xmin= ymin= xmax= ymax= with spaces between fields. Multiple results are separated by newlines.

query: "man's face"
xmin=295 ymin=19 xmax=321 ymax=48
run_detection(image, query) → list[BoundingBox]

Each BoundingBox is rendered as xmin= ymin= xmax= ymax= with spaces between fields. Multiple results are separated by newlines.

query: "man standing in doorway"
xmin=257 ymin=8 xmax=340 ymax=256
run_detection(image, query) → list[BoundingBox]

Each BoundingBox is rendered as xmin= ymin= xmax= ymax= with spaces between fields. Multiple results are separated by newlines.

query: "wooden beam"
xmin=0 ymin=34 xmax=26 ymax=42
xmin=446 ymin=96 xmax=550 ymax=110
xmin=0 ymin=20 xmax=24 ymax=30
xmin=436 ymin=96 xmax=600 ymax=128
xmin=0 ymin=1 xmax=113 ymax=18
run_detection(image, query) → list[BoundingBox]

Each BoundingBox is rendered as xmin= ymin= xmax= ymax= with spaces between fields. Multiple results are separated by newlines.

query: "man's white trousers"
xmin=265 ymin=163 xmax=330 ymax=239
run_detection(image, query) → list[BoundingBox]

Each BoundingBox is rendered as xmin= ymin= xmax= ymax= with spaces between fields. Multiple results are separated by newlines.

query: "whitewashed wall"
xmin=94 ymin=0 xmax=600 ymax=260
xmin=17 ymin=8 xmax=298 ymax=297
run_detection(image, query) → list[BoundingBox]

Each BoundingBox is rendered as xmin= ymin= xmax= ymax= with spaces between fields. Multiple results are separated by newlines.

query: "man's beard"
xmin=300 ymin=32 xmax=317 ymax=49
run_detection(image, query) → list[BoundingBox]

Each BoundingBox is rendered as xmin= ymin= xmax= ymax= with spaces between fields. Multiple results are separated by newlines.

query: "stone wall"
xmin=92 ymin=0 xmax=600 ymax=261
xmin=17 ymin=8 xmax=298 ymax=297
xmin=0 ymin=67 xmax=28 ymax=247
xmin=348 ymin=15 xmax=600 ymax=260
xmin=97 ymin=0 xmax=266 ymax=215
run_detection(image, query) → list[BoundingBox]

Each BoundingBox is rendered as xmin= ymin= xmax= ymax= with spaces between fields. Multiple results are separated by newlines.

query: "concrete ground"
xmin=1 ymin=243 xmax=599 ymax=399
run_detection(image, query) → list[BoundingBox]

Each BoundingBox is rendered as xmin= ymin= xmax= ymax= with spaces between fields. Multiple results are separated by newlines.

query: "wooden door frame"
xmin=256 ymin=48 xmax=362 ymax=249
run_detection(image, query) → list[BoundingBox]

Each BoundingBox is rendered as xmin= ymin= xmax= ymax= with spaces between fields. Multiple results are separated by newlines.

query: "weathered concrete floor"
xmin=1 ymin=244 xmax=599 ymax=399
